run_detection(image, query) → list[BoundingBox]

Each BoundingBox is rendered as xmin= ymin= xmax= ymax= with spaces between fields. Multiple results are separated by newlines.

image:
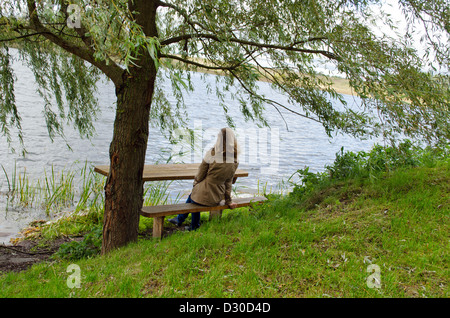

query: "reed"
xmin=42 ymin=166 xmax=76 ymax=213
xmin=0 ymin=161 xmax=105 ymax=215
xmin=143 ymin=180 xmax=180 ymax=206
xmin=254 ymin=178 xmax=291 ymax=197
xmin=1 ymin=162 xmax=38 ymax=208
xmin=0 ymin=161 xmax=185 ymax=217
xmin=1 ymin=161 xmax=19 ymax=194
xmin=74 ymin=161 xmax=105 ymax=213
xmin=17 ymin=168 xmax=36 ymax=206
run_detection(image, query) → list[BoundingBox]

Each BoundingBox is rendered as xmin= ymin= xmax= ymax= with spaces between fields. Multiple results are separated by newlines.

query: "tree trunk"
xmin=101 ymin=0 xmax=159 ymax=254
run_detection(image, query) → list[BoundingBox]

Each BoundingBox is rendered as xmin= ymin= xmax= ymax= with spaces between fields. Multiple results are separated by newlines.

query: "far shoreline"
xmin=164 ymin=55 xmax=356 ymax=97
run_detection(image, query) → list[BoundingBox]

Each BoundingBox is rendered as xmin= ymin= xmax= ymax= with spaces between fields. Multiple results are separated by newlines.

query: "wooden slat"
xmin=141 ymin=196 xmax=267 ymax=218
xmin=94 ymin=163 xmax=248 ymax=182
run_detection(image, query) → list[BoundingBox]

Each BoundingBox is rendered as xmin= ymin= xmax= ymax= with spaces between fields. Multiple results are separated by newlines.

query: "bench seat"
xmin=141 ymin=196 xmax=267 ymax=238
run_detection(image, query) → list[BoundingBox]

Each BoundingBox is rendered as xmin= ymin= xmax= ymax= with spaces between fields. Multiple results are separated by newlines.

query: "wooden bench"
xmin=141 ymin=196 xmax=267 ymax=238
xmin=94 ymin=163 xmax=249 ymax=182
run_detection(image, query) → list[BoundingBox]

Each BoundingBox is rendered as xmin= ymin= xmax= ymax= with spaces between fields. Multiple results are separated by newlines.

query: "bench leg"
xmin=209 ymin=209 xmax=223 ymax=221
xmin=153 ymin=216 xmax=165 ymax=238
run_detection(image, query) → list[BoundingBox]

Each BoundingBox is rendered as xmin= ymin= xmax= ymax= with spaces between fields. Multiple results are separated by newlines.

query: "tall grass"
xmin=143 ymin=180 xmax=182 ymax=206
xmin=75 ymin=161 xmax=105 ymax=213
xmin=0 ymin=161 xmax=104 ymax=215
xmin=0 ymin=162 xmax=187 ymax=216
xmin=42 ymin=165 xmax=75 ymax=213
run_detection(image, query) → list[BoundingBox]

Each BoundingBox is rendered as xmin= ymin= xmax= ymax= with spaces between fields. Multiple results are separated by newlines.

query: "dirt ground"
xmin=0 ymin=238 xmax=76 ymax=273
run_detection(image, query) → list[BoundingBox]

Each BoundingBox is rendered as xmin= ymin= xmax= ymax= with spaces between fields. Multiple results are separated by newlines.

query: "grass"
xmin=0 ymin=141 xmax=448 ymax=298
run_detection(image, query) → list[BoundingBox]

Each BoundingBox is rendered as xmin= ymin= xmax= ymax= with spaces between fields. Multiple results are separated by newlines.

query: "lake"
xmin=0 ymin=49 xmax=381 ymax=244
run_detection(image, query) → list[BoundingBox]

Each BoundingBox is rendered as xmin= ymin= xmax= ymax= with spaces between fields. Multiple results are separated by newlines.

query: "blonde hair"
xmin=205 ymin=127 xmax=240 ymax=163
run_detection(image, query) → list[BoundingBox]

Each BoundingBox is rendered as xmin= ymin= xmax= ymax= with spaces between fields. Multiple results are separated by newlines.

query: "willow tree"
xmin=1 ymin=0 xmax=448 ymax=253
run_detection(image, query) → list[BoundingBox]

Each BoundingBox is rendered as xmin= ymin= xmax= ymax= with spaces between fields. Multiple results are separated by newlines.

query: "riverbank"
xmin=0 ymin=142 xmax=448 ymax=297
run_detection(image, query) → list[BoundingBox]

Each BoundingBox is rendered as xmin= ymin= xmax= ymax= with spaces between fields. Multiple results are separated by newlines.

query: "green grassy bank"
xmin=0 ymin=142 xmax=448 ymax=298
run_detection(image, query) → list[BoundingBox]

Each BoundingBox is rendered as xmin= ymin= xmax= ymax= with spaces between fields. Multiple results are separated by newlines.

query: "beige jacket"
xmin=190 ymin=153 xmax=239 ymax=206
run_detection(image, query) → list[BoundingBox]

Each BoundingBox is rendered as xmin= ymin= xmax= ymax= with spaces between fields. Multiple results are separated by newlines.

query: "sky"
xmin=315 ymin=0 xmax=448 ymax=77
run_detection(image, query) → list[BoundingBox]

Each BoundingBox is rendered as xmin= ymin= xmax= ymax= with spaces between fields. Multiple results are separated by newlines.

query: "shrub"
xmin=289 ymin=140 xmax=449 ymax=201
xmin=54 ymin=226 xmax=102 ymax=260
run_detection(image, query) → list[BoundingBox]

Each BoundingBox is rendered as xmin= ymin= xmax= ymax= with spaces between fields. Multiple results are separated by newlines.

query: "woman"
xmin=168 ymin=127 xmax=240 ymax=230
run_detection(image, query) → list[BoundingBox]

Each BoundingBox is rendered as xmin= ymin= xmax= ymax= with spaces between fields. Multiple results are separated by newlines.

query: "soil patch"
xmin=0 ymin=237 xmax=80 ymax=273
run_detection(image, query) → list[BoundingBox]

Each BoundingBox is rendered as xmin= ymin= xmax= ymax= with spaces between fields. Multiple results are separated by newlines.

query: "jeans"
xmin=176 ymin=194 xmax=202 ymax=229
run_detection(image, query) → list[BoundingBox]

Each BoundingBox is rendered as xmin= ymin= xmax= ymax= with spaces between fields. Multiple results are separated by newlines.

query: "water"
xmin=0 ymin=49 xmax=381 ymax=244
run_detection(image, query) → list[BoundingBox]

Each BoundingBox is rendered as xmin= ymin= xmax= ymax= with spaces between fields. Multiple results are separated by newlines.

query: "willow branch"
xmin=26 ymin=0 xmax=124 ymax=86
xmin=58 ymin=1 xmax=93 ymax=49
xmin=227 ymin=68 xmax=324 ymax=125
xmin=160 ymin=53 xmax=245 ymax=71
xmin=161 ymin=33 xmax=340 ymax=60
xmin=158 ymin=0 xmax=210 ymax=31
xmin=0 ymin=31 xmax=52 ymax=42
